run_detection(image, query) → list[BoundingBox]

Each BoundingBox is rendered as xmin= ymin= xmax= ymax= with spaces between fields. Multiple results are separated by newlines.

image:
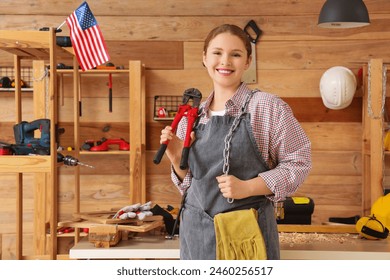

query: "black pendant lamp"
xmin=318 ymin=0 xmax=370 ymax=28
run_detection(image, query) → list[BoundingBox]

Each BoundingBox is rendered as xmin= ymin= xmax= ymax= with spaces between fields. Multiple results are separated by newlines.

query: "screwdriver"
xmin=57 ymin=153 xmax=95 ymax=168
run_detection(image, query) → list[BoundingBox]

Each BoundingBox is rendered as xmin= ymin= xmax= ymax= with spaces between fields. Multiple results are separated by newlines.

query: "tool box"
xmin=277 ymin=196 xmax=315 ymax=225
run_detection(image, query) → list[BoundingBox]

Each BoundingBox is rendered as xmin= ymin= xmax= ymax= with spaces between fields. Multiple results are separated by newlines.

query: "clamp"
xmin=153 ymin=88 xmax=202 ymax=170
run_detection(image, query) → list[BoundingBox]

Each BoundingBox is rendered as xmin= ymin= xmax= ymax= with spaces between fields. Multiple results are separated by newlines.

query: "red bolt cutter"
xmin=153 ymin=88 xmax=202 ymax=170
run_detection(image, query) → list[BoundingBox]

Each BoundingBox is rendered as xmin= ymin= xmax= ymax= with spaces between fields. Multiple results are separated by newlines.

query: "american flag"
xmin=66 ymin=1 xmax=110 ymax=71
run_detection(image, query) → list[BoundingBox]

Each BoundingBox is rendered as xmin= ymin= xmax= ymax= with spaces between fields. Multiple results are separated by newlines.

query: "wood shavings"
xmin=279 ymin=232 xmax=359 ymax=247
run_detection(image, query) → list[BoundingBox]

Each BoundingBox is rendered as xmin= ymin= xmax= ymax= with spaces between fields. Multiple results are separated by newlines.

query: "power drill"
xmin=12 ymin=119 xmax=93 ymax=168
xmin=57 ymin=153 xmax=94 ymax=168
xmin=12 ymin=119 xmax=51 ymax=155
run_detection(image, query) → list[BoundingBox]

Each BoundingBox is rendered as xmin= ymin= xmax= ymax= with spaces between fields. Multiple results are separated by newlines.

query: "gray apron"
xmin=180 ymin=92 xmax=280 ymax=260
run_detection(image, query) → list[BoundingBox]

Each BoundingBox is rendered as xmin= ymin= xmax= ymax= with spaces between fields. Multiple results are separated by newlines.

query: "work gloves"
xmin=113 ymin=201 xmax=153 ymax=220
xmin=214 ymin=208 xmax=267 ymax=260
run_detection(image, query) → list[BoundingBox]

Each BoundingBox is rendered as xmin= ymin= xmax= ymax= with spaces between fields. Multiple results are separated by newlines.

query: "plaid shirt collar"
xmin=201 ymin=82 xmax=251 ymax=118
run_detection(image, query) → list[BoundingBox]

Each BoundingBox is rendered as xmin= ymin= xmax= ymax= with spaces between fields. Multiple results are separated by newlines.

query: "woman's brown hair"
xmin=203 ymin=24 xmax=252 ymax=58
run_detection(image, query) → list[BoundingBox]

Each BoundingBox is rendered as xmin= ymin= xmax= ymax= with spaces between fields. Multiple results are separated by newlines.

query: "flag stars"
xmin=75 ymin=2 xmax=97 ymax=30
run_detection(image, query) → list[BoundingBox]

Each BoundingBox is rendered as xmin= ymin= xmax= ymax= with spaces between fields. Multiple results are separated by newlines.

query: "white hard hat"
xmin=320 ymin=66 xmax=357 ymax=110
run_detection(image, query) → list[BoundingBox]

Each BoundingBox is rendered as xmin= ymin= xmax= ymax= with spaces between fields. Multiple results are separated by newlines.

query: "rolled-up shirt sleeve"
xmin=171 ymin=166 xmax=192 ymax=195
xmin=258 ymin=100 xmax=312 ymax=202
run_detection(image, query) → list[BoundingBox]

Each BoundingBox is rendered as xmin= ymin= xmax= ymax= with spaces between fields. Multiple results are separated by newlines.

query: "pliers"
xmin=153 ymin=88 xmax=202 ymax=170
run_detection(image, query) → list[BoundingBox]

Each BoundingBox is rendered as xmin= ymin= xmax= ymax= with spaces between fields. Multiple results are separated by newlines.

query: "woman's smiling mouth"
xmin=217 ymin=68 xmax=234 ymax=74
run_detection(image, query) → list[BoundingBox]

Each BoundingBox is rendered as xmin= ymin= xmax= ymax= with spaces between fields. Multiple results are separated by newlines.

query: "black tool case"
xmin=277 ymin=197 xmax=315 ymax=225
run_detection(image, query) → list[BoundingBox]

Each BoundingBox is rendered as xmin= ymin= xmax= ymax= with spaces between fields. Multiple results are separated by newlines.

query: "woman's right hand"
xmin=160 ymin=126 xmax=183 ymax=163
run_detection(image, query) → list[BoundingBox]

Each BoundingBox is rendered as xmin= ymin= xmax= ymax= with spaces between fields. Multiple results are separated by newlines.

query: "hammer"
xmin=108 ymin=73 xmax=113 ymax=112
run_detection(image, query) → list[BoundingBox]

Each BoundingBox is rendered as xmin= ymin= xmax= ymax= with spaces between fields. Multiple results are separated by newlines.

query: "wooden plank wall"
xmin=1 ymin=0 xmax=390 ymax=259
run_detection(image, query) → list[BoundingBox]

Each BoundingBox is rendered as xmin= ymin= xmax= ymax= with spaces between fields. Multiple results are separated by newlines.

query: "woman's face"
xmin=203 ymin=32 xmax=251 ymax=89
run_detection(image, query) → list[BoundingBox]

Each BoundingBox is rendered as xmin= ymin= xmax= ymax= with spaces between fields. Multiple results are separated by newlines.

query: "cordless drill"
xmin=12 ymin=119 xmax=50 ymax=155
xmin=57 ymin=153 xmax=94 ymax=168
xmin=12 ymin=119 xmax=93 ymax=168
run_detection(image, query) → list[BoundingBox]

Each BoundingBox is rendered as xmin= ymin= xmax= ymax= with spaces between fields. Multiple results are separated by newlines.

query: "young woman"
xmin=159 ymin=24 xmax=312 ymax=260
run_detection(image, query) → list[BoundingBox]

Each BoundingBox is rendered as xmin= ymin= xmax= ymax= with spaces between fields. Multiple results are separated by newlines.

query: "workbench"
xmin=69 ymin=234 xmax=390 ymax=260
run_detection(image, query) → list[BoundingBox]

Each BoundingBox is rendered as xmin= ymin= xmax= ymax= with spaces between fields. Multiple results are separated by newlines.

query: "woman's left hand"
xmin=216 ymin=174 xmax=250 ymax=200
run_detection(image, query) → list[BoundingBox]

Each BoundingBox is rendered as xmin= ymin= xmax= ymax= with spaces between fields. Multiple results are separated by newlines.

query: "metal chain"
xmin=45 ymin=70 xmax=49 ymax=118
xmin=367 ymin=62 xmax=387 ymax=119
xmin=223 ymin=89 xmax=256 ymax=203
xmin=32 ymin=67 xmax=50 ymax=117
xmin=32 ymin=68 xmax=49 ymax=82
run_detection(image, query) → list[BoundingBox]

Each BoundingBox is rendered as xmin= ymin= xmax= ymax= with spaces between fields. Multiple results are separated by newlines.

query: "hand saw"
xmin=242 ymin=20 xmax=263 ymax=84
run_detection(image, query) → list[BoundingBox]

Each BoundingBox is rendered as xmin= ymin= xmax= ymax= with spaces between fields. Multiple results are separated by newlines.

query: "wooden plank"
xmin=185 ymin=41 xmax=390 ymax=70
xmin=0 ymin=15 xmax=389 ymax=42
xmin=105 ymin=41 xmax=183 ymax=70
xmin=310 ymin=151 xmax=362 ymax=176
xmin=56 ymin=73 xmax=130 ymax=98
xmin=89 ymin=225 xmax=121 ymax=248
xmin=296 ymin=183 xmax=361 ymax=206
xmin=72 ymin=56 xmax=81 ymax=245
xmin=362 ymin=65 xmax=372 ymax=215
xmin=278 ymin=225 xmax=357 ymax=233
xmin=13 ymin=54 xmax=23 ymax=260
xmin=117 ymin=220 xmax=164 ymax=233
xmin=303 ymin=122 xmax=362 ymax=151
xmin=368 ymin=59 xmax=385 ymax=207
xmin=73 ymin=213 xmax=141 ymax=225
xmin=0 ymin=30 xmax=71 ymax=60
xmin=1 ymin=233 xmax=33 ymax=260
xmin=60 ymin=97 xmax=130 ymax=122
xmin=0 ymin=0 xmax=389 ymax=16
xmin=285 ymin=98 xmax=362 ymax=122
xmin=0 ymin=96 xmax=34 ymax=122
xmin=48 ymin=28 xmax=59 ymax=260
xmin=0 ymin=156 xmax=51 ymax=172
xmin=5 ymin=39 xmax=390 ymax=72
xmin=302 ymin=204 xmax=362 ymax=223
xmin=71 ymin=213 xmax=162 ymax=225
xmin=129 ymin=61 xmax=146 ymax=204
xmin=0 ymin=30 xmax=51 ymax=49
xmin=46 ymin=41 xmax=184 ymax=70
xmin=32 ymin=60 xmax=47 ymax=256
xmin=144 ymin=69 xmax=341 ymax=98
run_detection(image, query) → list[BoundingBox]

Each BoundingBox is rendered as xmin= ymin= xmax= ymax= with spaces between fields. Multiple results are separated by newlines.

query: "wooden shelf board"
xmin=0 ymin=155 xmax=51 ymax=173
xmin=79 ymin=150 xmax=130 ymax=155
xmin=0 ymin=88 xmax=33 ymax=92
xmin=57 ymin=69 xmax=129 ymax=74
xmin=277 ymin=224 xmax=357 ymax=233
xmin=0 ymin=30 xmax=73 ymax=60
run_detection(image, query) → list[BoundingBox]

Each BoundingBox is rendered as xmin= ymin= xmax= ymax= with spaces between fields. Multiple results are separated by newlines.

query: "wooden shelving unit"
xmin=0 ymin=29 xmax=146 ymax=258
xmin=57 ymin=60 xmax=146 ymax=243
xmin=0 ymin=29 xmax=72 ymax=259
